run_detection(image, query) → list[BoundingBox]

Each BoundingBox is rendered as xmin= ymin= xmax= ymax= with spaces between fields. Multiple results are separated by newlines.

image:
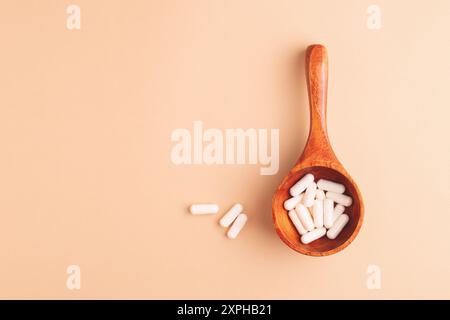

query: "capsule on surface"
xmin=220 ymin=203 xmax=243 ymax=227
xmin=190 ymin=204 xmax=219 ymax=215
xmin=227 ymin=213 xmax=248 ymax=239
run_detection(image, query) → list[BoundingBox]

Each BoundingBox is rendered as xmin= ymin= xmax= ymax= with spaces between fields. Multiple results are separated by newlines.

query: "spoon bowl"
xmin=272 ymin=45 xmax=364 ymax=256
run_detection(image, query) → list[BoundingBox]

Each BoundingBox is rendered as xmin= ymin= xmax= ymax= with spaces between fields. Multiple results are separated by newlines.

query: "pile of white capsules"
xmin=285 ymin=173 xmax=352 ymax=244
xmin=189 ymin=203 xmax=247 ymax=239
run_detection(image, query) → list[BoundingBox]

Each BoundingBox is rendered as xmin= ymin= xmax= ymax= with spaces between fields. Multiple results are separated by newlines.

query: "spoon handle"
xmin=301 ymin=44 xmax=336 ymax=163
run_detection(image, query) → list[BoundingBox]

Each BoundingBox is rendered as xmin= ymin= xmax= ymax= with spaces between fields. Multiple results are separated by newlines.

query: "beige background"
xmin=0 ymin=0 xmax=449 ymax=299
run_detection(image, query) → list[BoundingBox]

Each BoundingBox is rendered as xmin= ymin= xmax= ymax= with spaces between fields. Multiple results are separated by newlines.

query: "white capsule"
xmin=317 ymin=179 xmax=345 ymax=194
xmin=332 ymin=204 xmax=345 ymax=224
xmin=301 ymin=227 xmax=327 ymax=244
xmin=315 ymin=189 xmax=325 ymax=200
xmin=295 ymin=204 xmax=315 ymax=231
xmin=288 ymin=210 xmax=308 ymax=236
xmin=323 ymin=198 xmax=334 ymax=228
xmin=312 ymin=199 xmax=324 ymax=228
xmin=283 ymin=194 xmax=303 ymax=211
xmin=327 ymin=214 xmax=349 ymax=240
xmin=190 ymin=203 xmax=219 ymax=215
xmin=326 ymin=191 xmax=353 ymax=207
xmin=219 ymin=203 xmax=243 ymax=227
xmin=227 ymin=213 xmax=248 ymax=239
xmin=302 ymin=182 xmax=317 ymax=207
xmin=289 ymin=173 xmax=314 ymax=196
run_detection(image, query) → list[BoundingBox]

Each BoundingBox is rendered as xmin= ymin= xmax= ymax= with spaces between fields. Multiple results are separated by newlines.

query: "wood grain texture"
xmin=272 ymin=45 xmax=364 ymax=256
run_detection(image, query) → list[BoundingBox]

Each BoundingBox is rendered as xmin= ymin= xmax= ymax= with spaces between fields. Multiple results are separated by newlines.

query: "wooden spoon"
xmin=272 ymin=44 xmax=364 ymax=256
